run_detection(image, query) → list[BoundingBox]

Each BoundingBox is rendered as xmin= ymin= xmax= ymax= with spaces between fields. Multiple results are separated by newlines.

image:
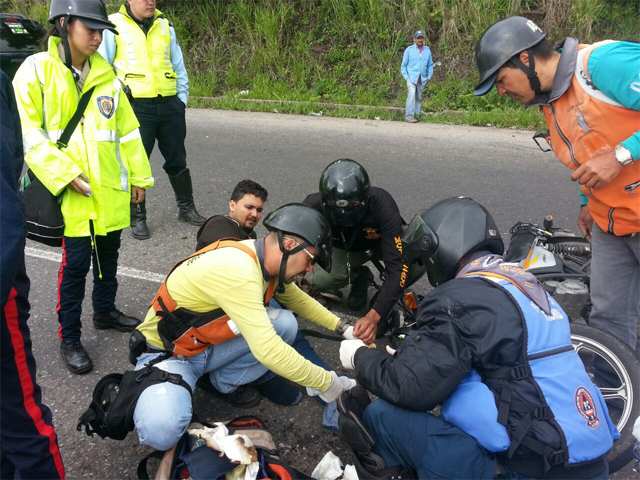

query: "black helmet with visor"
xmin=404 ymin=197 xmax=504 ymax=287
xmin=320 ymin=159 xmax=371 ymax=227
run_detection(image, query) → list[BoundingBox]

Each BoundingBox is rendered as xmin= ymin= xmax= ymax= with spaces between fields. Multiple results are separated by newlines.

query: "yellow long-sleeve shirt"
xmin=138 ymin=240 xmax=339 ymax=392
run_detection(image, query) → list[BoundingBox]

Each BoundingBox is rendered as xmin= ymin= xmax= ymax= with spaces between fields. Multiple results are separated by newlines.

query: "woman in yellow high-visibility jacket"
xmin=12 ymin=0 xmax=154 ymax=374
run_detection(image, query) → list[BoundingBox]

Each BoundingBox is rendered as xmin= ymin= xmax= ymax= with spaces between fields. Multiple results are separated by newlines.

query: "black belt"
xmin=132 ymin=95 xmax=174 ymax=104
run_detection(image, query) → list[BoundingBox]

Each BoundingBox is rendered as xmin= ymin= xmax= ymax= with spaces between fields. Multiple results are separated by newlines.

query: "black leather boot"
xmin=130 ymin=199 xmax=150 ymax=240
xmin=60 ymin=340 xmax=93 ymax=374
xmin=93 ymin=309 xmax=141 ymax=332
xmin=168 ymin=168 xmax=206 ymax=226
xmin=196 ymin=375 xmax=262 ymax=408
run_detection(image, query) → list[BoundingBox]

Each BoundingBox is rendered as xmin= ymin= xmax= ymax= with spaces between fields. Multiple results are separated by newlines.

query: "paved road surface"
xmin=22 ymin=109 xmax=638 ymax=478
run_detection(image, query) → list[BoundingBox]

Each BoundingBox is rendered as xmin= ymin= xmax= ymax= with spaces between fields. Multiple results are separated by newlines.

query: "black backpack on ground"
xmin=77 ymin=355 xmax=191 ymax=441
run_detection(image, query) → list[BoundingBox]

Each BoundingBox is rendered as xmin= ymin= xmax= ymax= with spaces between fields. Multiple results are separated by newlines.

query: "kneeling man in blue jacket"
xmin=339 ymin=197 xmax=618 ymax=479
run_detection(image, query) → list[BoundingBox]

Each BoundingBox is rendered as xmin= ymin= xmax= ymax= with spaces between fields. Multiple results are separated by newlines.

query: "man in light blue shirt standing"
xmin=401 ymin=30 xmax=433 ymax=123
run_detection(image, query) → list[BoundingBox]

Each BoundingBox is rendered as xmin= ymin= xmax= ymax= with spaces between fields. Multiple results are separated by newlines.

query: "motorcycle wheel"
xmin=571 ymin=323 xmax=639 ymax=473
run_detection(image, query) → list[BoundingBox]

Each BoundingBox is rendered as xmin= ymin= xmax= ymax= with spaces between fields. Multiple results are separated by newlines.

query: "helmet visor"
xmin=77 ymin=17 xmax=118 ymax=34
xmin=474 ymin=70 xmax=498 ymax=96
xmin=326 ymin=204 xmax=367 ymax=226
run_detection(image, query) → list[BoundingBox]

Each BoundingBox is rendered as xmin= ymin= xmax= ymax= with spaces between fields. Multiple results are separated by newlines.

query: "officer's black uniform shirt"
xmin=304 ymin=187 xmax=405 ymax=319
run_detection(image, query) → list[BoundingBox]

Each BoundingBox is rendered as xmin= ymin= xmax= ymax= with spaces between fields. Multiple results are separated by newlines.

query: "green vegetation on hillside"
xmin=6 ymin=0 xmax=639 ymax=128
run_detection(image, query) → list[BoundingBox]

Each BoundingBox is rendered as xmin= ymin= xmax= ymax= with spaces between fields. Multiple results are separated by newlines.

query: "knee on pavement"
xmin=271 ymin=308 xmax=298 ymax=345
xmin=134 ymin=382 xmax=193 ymax=451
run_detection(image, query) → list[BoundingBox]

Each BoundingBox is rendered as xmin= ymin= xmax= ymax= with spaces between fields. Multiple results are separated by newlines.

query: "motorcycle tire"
xmin=571 ymin=323 xmax=640 ymax=474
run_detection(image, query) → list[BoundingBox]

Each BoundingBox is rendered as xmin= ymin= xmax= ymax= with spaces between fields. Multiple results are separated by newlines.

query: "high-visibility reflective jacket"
xmin=13 ymin=37 xmax=154 ymax=237
xmin=109 ymin=6 xmax=178 ymax=99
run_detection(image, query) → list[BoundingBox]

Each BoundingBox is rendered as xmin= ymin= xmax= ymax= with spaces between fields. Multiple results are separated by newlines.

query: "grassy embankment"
xmin=8 ymin=0 xmax=640 ymax=129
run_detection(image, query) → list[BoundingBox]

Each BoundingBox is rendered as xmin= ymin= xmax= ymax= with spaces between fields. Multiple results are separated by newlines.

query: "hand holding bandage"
xmin=306 ymin=371 xmax=357 ymax=403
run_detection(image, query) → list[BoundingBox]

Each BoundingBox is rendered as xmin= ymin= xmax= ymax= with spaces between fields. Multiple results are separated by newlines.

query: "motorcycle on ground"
xmin=367 ymin=213 xmax=639 ymax=474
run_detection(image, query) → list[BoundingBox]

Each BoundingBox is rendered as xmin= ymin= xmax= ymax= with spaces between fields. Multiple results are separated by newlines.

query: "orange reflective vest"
xmin=150 ymin=240 xmax=275 ymax=357
xmin=541 ymin=41 xmax=640 ymax=235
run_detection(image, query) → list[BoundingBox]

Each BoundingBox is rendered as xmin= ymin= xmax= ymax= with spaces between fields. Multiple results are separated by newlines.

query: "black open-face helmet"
xmin=403 ymin=197 xmax=504 ymax=287
xmin=263 ymin=203 xmax=333 ymax=292
xmin=49 ymin=0 xmax=117 ymax=33
xmin=48 ymin=0 xmax=117 ymax=77
xmin=320 ymin=159 xmax=371 ymax=227
xmin=474 ymin=16 xmax=546 ymax=96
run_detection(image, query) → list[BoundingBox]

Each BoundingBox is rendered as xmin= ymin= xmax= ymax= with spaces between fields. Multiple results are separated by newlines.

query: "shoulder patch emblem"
xmin=575 ymin=386 xmax=600 ymax=429
xmin=97 ymin=96 xmax=115 ymax=119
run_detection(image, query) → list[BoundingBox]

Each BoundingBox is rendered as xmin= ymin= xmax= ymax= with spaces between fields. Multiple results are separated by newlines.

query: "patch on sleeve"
xmin=97 ymin=96 xmax=115 ymax=119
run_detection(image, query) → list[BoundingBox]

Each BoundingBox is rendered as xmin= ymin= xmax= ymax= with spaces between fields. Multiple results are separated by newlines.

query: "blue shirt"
xmin=98 ymin=21 xmax=189 ymax=106
xmin=588 ymin=41 xmax=640 ymax=160
xmin=401 ymin=44 xmax=433 ymax=84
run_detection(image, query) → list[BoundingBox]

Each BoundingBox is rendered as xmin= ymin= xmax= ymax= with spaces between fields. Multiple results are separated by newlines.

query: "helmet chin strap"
xmin=275 ymin=231 xmax=309 ymax=294
xmin=510 ymin=48 xmax=542 ymax=96
xmin=55 ymin=15 xmax=79 ymax=82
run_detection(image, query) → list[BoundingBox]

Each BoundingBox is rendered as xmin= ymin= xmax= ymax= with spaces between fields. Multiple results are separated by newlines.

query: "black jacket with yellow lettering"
xmin=304 ymin=187 xmax=405 ymax=319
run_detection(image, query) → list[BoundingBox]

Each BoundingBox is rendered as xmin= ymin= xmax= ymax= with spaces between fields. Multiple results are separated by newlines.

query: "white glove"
xmin=306 ymin=371 xmax=357 ymax=403
xmin=340 ymin=339 xmax=366 ymax=370
xmin=342 ymin=325 xmax=357 ymax=340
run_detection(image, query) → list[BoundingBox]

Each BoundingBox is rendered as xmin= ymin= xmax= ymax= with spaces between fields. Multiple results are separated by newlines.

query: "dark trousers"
xmin=56 ymin=228 xmax=122 ymax=342
xmin=131 ymin=96 xmax=187 ymax=176
xmin=292 ymin=332 xmax=330 ymax=370
xmin=1 ymin=258 xmax=65 ymax=479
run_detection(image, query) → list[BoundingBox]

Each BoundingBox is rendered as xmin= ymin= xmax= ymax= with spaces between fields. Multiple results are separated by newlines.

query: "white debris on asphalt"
xmin=311 ymin=451 xmax=343 ymax=480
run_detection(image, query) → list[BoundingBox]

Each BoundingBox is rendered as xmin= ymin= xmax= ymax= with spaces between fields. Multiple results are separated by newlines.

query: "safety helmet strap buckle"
xmin=274 ymin=230 xmax=310 ymax=294
xmin=510 ymin=48 xmax=542 ymax=95
xmin=54 ymin=15 xmax=79 ymax=81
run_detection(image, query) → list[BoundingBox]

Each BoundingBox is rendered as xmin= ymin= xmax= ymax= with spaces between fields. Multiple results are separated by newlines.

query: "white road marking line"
xmin=25 ymin=247 xmax=165 ymax=283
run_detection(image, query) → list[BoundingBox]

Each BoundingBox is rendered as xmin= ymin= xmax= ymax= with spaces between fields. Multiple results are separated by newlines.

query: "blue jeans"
xmin=363 ymin=399 xmax=497 ymax=479
xmin=405 ymin=80 xmax=425 ymax=120
xmin=363 ymin=399 xmax=609 ymax=480
xmin=133 ymin=307 xmax=297 ymax=450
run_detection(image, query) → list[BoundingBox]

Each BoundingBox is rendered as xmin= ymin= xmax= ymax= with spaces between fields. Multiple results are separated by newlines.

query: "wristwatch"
xmin=335 ymin=319 xmax=349 ymax=335
xmin=614 ymin=144 xmax=634 ymax=166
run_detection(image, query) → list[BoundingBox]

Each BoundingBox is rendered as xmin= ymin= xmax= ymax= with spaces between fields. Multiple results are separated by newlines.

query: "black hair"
xmin=230 ymin=179 xmax=268 ymax=202
xmin=41 ymin=17 xmax=77 ymax=50
xmin=505 ymin=38 xmax=556 ymax=68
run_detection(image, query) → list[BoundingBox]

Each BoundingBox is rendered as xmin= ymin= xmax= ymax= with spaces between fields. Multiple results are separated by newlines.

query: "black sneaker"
xmin=196 ymin=375 xmax=262 ymax=408
xmin=348 ymin=266 xmax=374 ymax=311
xmin=60 ymin=340 xmax=93 ymax=374
xmin=93 ymin=309 xmax=141 ymax=333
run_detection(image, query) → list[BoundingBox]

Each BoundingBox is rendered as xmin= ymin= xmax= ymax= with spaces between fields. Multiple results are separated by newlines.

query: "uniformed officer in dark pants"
xmin=0 ymin=71 xmax=65 ymax=480
xmin=98 ymin=0 xmax=206 ymax=239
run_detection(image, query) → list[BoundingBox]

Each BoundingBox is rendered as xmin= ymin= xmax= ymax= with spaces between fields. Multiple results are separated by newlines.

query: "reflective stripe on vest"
xmin=541 ymin=41 xmax=640 ymax=235
xmin=441 ymin=274 xmax=618 ymax=464
xmin=110 ymin=12 xmax=177 ymax=98
xmin=149 ymin=240 xmax=276 ymax=357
